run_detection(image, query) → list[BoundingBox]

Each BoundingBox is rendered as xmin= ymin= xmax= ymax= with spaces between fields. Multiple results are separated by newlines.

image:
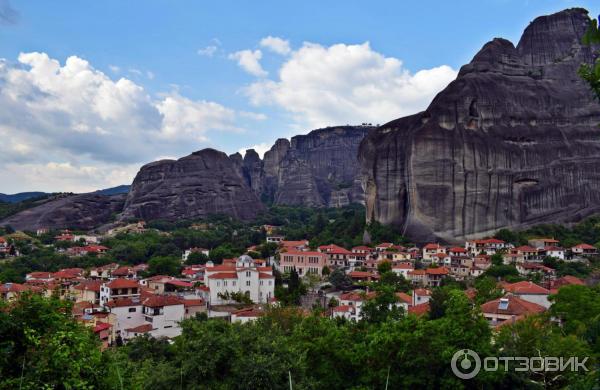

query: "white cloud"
xmin=198 ymin=45 xmax=218 ymax=57
xmin=239 ymin=111 xmax=267 ymax=121
xmin=228 ymin=49 xmax=267 ymax=77
xmin=0 ymin=52 xmax=247 ymax=192
xmin=238 ymin=142 xmax=271 ymax=159
xmin=109 ymin=65 xmax=120 ymax=74
xmin=146 ymin=71 xmax=155 ymax=79
xmin=260 ymin=36 xmax=291 ymax=55
xmin=245 ymin=42 xmax=457 ymax=128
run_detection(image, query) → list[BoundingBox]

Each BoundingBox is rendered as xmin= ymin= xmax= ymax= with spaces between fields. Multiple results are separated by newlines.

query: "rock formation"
xmin=242 ymin=126 xmax=373 ymax=207
xmin=121 ymin=149 xmax=265 ymax=222
xmin=359 ymin=8 xmax=600 ymax=242
xmin=0 ymin=193 xmax=126 ymax=231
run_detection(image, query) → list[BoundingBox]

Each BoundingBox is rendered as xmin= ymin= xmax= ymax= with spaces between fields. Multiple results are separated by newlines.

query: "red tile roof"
xmin=142 ymin=295 xmax=183 ymax=308
xmin=515 ymin=245 xmax=538 ymax=252
xmin=208 ymin=272 xmax=238 ymax=279
xmin=73 ymin=280 xmax=102 ymax=292
xmin=165 ymin=280 xmax=193 ymax=288
xmin=480 ymin=295 xmax=545 ymax=316
xmin=106 ymin=298 xmax=139 ymax=308
xmin=106 ymin=279 xmax=139 ymax=289
xmin=425 ymin=267 xmax=449 ymax=275
xmin=573 ymin=243 xmax=596 ymax=250
xmin=396 ymin=292 xmax=412 ymax=304
xmin=423 ymin=243 xmax=443 ymax=250
xmin=504 ymin=281 xmax=549 ymax=295
xmin=93 ymin=322 xmax=112 ymax=333
xmin=408 ymin=302 xmax=430 ymax=316
xmin=258 ymin=273 xmax=274 ymax=279
xmin=126 ymin=323 xmax=153 ymax=333
xmin=413 ymin=288 xmax=431 ymax=296
xmin=448 ymin=247 xmax=467 ymax=253
xmin=183 ymin=299 xmax=204 ymax=307
xmin=205 ymin=265 xmax=237 ymax=272
xmin=332 ymin=305 xmax=354 ymax=313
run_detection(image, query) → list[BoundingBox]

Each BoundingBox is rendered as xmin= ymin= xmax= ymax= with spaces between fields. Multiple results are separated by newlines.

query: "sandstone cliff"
xmin=121 ymin=149 xmax=265 ymax=222
xmin=359 ymin=8 xmax=600 ymax=242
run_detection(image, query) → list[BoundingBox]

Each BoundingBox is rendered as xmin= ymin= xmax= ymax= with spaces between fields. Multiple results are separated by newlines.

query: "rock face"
xmin=0 ymin=193 xmax=126 ymax=231
xmin=243 ymin=126 xmax=373 ymax=207
xmin=121 ymin=149 xmax=265 ymax=222
xmin=359 ymin=8 xmax=600 ymax=242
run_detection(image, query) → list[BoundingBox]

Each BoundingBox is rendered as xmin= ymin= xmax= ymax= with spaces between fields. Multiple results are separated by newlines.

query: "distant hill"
xmin=0 ymin=192 xmax=49 ymax=203
xmin=94 ymin=185 xmax=130 ymax=196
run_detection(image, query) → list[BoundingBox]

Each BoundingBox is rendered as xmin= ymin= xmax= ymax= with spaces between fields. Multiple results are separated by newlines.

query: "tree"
xmin=377 ymin=260 xmax=392 ymax=274
xmin=490 ymin=253 xmax=503 ymax=266
xmin=360 ymin=284 xmax=403 ymax=323
xmin=186 ymin=251 xmax=208 ymax=265
xmin=579 ymin=16 xmax=600 ymax=100
xmin=474 ymin=276 xmax=503 ymax=305
xmin=549 ymin=284 xmax=600 ymax=335
xmin=147 ymin=255 xmax=181 ymax=276
xmin=0 ymin=293 xmax=107 ymax=389
xmin=328 ymin=268 xmax=352 ymax=290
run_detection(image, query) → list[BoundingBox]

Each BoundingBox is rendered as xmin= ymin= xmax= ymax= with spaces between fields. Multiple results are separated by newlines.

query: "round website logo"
xmin=451 ymin=349 xmax=481 ymax=379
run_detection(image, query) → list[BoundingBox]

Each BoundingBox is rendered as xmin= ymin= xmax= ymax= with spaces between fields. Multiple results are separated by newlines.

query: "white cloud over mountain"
xmin=245 ymin=41 xmax=457 ymax=128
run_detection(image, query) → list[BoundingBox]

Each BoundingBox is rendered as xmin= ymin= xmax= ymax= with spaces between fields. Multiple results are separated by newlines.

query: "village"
xmin=0 ymin=221 xmax=594 ymax=349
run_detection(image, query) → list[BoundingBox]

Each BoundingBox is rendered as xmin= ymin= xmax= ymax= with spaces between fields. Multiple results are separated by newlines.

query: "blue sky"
xmin=0 ymin=0 xmax=597 ymax=193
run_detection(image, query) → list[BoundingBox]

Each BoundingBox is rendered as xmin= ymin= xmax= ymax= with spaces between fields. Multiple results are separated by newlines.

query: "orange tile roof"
xmin=504 ymin=281 xmax=549 ymax=295
xmin=408 ymin=302 xmax=430 ymax=316
xmin=480 ymin=295 xmax=545 ymax=316
xmin=106 ymin=279 xmax=140 ymax=289
xmin=142 ymin=295 xmax=183 ymax=308
xmin=208 ymin=272 xmax=238 ymax=279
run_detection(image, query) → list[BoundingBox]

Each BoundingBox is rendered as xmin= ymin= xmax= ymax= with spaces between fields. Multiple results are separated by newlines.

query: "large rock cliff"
xmin=121 ymin=149 xmax=265 ymax=222
xmin=359 ymin=8 xmax=600 ymax=242
xmin=244 ymin=126 xmax=373 ymax=207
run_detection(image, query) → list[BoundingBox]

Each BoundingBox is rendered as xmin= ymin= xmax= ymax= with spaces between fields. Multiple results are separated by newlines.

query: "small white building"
xmin=502 ymin=281 xmax=551 ymax=308
xmin=141 ymin=295 xmax=186 ymax=338
xmin=391 ymin=263 xmax=414 ymax=278
xmin=544 ymin=246 xmax=565 ymax=260
xmin=100 ymin=279 xmax=141 ymax=306
xmin=106 ymin=298 xmax=145 ymax=341
xmin=182 ymin=247 xmax=210 ymax=262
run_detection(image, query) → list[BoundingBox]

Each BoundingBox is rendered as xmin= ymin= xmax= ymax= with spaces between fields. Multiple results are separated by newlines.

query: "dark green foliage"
xmin=328 ymin=268 xmax=352 ymax=290
xmin=580 ymin=17 xmax=600 ymax=101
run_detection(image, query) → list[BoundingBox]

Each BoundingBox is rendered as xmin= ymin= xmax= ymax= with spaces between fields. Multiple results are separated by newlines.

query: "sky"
xmin=0 ymin=0 xmax=597 ymax=193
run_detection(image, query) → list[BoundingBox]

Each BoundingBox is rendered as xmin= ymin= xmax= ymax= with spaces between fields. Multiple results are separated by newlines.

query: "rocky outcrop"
xmin=0 ymin=193 xmax=126 ymax=231
xmin=241 ymin=126 xmax=373 ymax=207
xmin=121 ymin=149 xmax=264 ymax=222
xmin=359 ymin=8 xmax=600 ymax=242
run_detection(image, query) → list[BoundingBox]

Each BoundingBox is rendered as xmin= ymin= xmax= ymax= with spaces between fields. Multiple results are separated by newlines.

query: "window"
xmin=232 ymin=281 xmax=236 ymax=286
xmin=224 ymin=281 xmax=227 ymax=286
xmin=217 ymin=281 xmax=220 ymax=287
xmin=128 ymin=307 xmax=136 ymax=313
xmin=246 ymin=281 xmax=251 ymax=287
xmin=260 ymin=281 xmax=263 ymax=286
xmin=246 ymin=271 xmax=251 ymax=277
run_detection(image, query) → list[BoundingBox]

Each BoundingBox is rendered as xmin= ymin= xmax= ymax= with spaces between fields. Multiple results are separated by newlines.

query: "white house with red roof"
xmin=422 ymin=243 xmax=446 ymax=261
xmin=480 ymin=295 xmax=545 ymax=326
xmin=544 ymin=246 xmax=565 ymax=260
xmin=205 ymin=255 xmax=274 ymax=305
xmin=105 ymin=298 xmax=145 ymax=341
xmin=318 ymin=244 xmax=352 ymax=268
xmin=100 ymin=279 xmax=141 ymax=306
xmin=412 ymin=288 xmax=431 ymax=306
xmin=528 ymin=238 xmax=560 ymax=249
xmin=465 ymin=238 xmax=508 ymax=255
xmin=391 ymin=262 xmax=414 ymax=278
xmin=502 ymin=281 xmax=551 ymax=308
xmin=571 ymin=243 xmax=598 ymax=256
xmin=141 ymin=295 xmax=186 ymax=338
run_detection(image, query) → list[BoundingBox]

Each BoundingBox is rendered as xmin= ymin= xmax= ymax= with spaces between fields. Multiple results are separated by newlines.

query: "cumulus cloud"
xmin=228 ymin=49 xmax=267 ymax=77
xmin=245 ymin=42 xmax=457 ymax=128
xmin=260 ymin=36 xmax=291 ymax=55
xmin=0 ymin=52 xmax=245 ymax=192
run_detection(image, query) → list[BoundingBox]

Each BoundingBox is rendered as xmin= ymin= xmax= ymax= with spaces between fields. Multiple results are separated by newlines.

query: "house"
xmin=0 ymin=282 xmax=35 ymax=301
xmin=100 ymin=279 xmax=141 ymax=306
xmin=465 ymin=238 xmax=508 ymax=255
xmin=571 ymin=243 xmax=598 ymax=256
xmin=502 ymin=281 xmax=551 ymax=308
xmin=392 ymin=263 xmax=414 ymax=278
xmin=338 ymin=290 xmax=376 ymax=320
xmin=347 ymin=271 xmax=379 ymax=282
xmin=318 ymin=244 xmax=352 ymax=268
xmin=513 ymin=246 xmax=541 ymax=262
xmin=205 ymin=255 xmax=275 ymax=305
xmin=516 ymin=263 xmax=556 ymax=278
xmin=332 ymin=305 xmax=356 ymax=321
xmin=544 ymin=246 xmax=565 ymax=260
xmin=105 ymin=298 xmax=144 ymax=341
xmin=528 ymin=238 xmax=560 ymax=249
xmin=422 ymin=243 xmax=446 ymax=262
xmin=408 ymin=269 xmax=426 ymax=285
xmin=231 ymin=307 xmax=265 ymax=323
xmin=480 ymin=295 xmax=545 ymax=326
xmin=425 ymin=267 xmax=449 ymax=287
xmin=89 ymin=263 xmax=119 ymax=279
xmin=71 ymin=280 xmax=102 ymax=304
xmin=447 ymin=247 xmax=468 ymax=257
xmin=547 ymin=275 xmax=585 ymax=293
xmin=412 ymin=288 xmax=431 ymax=306
xmin=266 ymin=236 xmax=284 ymax=244
xmin=141 ymin=295 xmax=186 ymax=338
xmin=408 ymin=302 xmax=430 ymax=316
xmin=396 ymin=292 xmax=412 ymax=312
xmin=375 ymin=243 xmax=394 ymax=252
xmin=25 ymin=271 xmax=54 ymax=283
xmin=280 ymin=240 xmax=309 ymax=252
xmin=279 ymin=251 xmax=327 ymax=276
xmin=183 ymin=298 xmax=206 ymax=319
xmin=111 ymin=266 xmax=137 ymax=279
xmin=0 ymin=237 xmax=9 ymax=254
xmin=182 ymin=247 xmax=210 ymax=262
